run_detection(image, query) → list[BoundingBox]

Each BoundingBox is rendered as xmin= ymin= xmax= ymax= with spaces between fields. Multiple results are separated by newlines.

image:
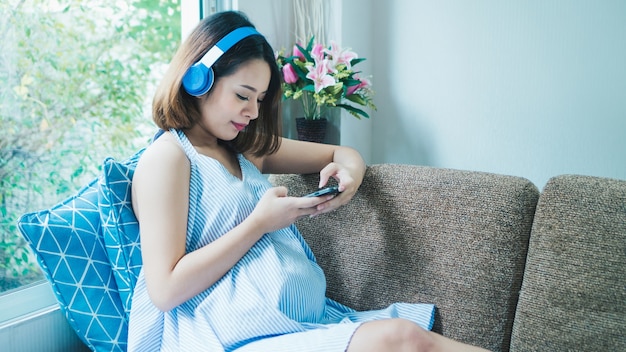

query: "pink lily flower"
xmin=306 ymin=58 xmax=335 ymax=93
xmin=326 ymin=41 xmax=358 ymax=70
xmin=282 ymin=63 xmax=299 ymax=84
xmin=311 ymin=43 xmax=325 ymax=61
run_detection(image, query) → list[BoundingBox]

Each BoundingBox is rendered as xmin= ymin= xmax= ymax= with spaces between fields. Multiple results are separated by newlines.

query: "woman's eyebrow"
xmin=239 ymin=84 xmax=267 ymax=94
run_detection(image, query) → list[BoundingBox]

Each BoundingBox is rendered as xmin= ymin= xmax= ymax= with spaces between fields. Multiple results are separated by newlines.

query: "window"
xmin=0 ymin=0 xmax=181 ymax=300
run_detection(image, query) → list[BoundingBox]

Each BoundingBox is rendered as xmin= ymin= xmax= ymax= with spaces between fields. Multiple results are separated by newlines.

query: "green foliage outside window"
xmin=0 ymin=0 xmax=181 ymax=292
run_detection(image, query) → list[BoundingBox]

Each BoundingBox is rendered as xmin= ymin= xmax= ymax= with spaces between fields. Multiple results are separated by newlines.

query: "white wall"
xmin=339 ymin=0 xmax=374 ymax=165
xmin=370 ymin=0 xmax=626 ymax=188
xmin=241 ymin=0 xmax=626 ymax=189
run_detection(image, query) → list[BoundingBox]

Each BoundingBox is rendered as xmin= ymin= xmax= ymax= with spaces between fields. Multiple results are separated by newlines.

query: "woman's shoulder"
xmin=137 ymin=131 xmax=189 ymax=172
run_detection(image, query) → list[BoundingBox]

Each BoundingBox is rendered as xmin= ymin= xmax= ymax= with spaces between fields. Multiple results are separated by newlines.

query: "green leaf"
xmin=336 ymin=103 xmax=370 ymax=119
xmin=347 ymin=94 xmax=366 ymax=105
xmin=306 ymin=36 xmax=315 ymax=51
xmin=295 ymin=42 xmax=313 ymax=63
xmin=71 ymin=165 xmax=84 ymax=180
xmin=344 ymin=78 xmax=361 ymax=87
xmin=350 ymin=58 xmax=366 ymax=66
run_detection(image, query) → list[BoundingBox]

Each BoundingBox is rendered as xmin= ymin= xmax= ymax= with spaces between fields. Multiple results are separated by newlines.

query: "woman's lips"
xmin=233 ymin=122 xmax=247 ymax=131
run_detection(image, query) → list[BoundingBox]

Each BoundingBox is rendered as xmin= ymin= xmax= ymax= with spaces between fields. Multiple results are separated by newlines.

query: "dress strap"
xmin=151 ymin=129 xmax=165 ymax=143
xmin=170 ymin=128 xmax=198 ymax=163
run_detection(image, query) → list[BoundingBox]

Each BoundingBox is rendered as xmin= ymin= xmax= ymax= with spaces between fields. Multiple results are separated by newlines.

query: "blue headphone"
xmin=182 ymin=26 xmax=262 ymax=96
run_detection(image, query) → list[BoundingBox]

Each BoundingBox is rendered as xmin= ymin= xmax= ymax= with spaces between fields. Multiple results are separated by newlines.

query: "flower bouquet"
xmin=276 ymin=37 xmax=377 ymax=120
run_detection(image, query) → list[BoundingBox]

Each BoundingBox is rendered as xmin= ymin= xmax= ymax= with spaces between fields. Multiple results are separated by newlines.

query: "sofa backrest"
xmin=270 ymin=164 xmax=539 ymax=351
xmin=511 ymin=175 xmax=626 ymax=351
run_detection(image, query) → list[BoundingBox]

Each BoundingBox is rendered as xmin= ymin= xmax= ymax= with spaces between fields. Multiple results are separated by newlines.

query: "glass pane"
xmin=0 ymin=0 xmax=181 ymax=293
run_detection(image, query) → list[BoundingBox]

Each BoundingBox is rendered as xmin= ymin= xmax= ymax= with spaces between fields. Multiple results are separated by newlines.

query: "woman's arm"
xmin=131 ymin=133 xmax=326 ymax=312
xmin=258 ymin=138 xmax=364 ymax=176
xmin=253 ymin=137 xmax=366 ymax=215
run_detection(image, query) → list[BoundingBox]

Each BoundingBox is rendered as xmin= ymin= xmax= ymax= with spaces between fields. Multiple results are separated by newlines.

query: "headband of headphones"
xmin=182 ymin=26 xmax=262 ymax=96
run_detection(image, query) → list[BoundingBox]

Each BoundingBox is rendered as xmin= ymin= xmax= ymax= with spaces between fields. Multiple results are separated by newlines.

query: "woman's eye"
xmin=236 ymin=94 xmax=248 ymax=101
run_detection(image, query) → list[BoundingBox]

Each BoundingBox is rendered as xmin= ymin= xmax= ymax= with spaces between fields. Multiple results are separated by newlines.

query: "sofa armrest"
xmin=270 ymin=164 xmax=539 ymax=351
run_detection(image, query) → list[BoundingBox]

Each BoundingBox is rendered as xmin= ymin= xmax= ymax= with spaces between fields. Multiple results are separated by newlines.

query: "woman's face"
xmin=198 ymin=58 xmax=271 ymax=142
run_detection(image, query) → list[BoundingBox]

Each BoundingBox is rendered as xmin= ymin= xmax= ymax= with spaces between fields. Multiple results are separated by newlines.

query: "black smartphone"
xmin=304 ymin=185 xmax=341 ymax=198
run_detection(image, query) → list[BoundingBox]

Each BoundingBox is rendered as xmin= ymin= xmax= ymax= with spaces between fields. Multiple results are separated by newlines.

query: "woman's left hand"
xmin=311 ymin=161 xmax=362 ymax=216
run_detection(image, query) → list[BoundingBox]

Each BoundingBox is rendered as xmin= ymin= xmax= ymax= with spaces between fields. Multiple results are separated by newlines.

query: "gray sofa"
xmin=269 ymin=165 xmax=626 ymax=352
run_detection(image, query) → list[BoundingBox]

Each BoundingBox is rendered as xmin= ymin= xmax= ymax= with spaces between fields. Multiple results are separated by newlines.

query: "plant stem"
xmin=302 ymin=91 xmax=320 ymax=119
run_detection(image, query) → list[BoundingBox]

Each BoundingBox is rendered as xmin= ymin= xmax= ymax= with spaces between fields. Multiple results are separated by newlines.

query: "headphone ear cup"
xmin=182 ymin=63 xmax=215 ymax=96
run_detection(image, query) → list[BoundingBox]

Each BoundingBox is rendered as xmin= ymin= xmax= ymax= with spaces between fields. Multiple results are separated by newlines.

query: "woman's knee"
xmin=386 ymin=319 xmax=434 ymax=350
xmin=348 ymin=318 xmax=435 ymax=352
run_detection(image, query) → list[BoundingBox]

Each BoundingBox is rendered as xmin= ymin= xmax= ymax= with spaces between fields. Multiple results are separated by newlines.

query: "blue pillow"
xmin=17 ymin=178 xmax=128 ymax=352
xmin=98 ymin=149 xmax=144 ymax=318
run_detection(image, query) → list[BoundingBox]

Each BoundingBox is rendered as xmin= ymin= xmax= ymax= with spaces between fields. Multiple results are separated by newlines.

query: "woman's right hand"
xmin=246 ymin=186 xmax=331 ymax=234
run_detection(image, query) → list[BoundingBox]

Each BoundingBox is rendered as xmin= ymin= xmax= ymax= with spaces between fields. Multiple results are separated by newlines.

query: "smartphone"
xmin=304 ymin=185 xmax=341 ymax=198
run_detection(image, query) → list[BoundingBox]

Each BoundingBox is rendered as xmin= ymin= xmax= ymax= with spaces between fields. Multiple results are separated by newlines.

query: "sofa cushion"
xmin=97 ymin=150 xmax=144 ymax=319
xmin=511 ymin=175 xmax=626 ymax=351
xmin=17 ymin=178 xmax=128 ymax=352
xmin=270 ymin=164 xmax=539 ymax=351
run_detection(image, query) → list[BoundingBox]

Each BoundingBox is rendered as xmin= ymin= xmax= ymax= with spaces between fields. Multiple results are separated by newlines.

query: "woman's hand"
xmin=254 ymin=138 xmax=367 ymax=217
xmin=311 ymin=158 xmax=365 ymax=216
xmin=246 ymin=186 xmax=330 ymax=234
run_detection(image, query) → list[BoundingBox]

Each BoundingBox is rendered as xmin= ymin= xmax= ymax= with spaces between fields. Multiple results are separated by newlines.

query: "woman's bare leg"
xmin=346 ymin=318 xmax=490 ymax=352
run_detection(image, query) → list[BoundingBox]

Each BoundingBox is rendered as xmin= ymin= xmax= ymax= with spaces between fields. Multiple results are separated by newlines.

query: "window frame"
xmin=0 ymin=281 xmax=56 ymax=326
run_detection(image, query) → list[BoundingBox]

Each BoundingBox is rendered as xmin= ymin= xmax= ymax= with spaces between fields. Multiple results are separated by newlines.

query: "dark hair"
xmin=152 ymin=11 xmax=282 ymax=156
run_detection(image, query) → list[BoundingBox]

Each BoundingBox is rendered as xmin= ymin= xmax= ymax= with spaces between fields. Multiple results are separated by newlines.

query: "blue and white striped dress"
xmin=127 ymin=129 xmax=435 ymax=352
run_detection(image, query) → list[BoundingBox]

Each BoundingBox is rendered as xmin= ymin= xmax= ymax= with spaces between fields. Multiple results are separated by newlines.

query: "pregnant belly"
xmin=251 ymin=231 xmax=327 ymax=323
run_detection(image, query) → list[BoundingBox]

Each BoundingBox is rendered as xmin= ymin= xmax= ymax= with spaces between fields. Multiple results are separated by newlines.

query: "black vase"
xmin=295 ymin=117 xmax=327 ymax=143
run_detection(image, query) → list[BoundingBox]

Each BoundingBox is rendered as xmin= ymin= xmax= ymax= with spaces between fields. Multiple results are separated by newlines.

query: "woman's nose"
xmin=245 ymin=100 xmax=259 ymax=119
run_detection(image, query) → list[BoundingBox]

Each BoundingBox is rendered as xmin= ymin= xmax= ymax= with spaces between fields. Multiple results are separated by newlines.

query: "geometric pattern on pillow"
xmin=98 ymin=149 xmax=144 ymax=319
xmin=17 ymin=178 xmax=128 ymax=352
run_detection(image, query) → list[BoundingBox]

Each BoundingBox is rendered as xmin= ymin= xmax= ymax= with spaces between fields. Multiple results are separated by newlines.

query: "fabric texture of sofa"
xmin=18 ymin=160 xmax=625 ymax=351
